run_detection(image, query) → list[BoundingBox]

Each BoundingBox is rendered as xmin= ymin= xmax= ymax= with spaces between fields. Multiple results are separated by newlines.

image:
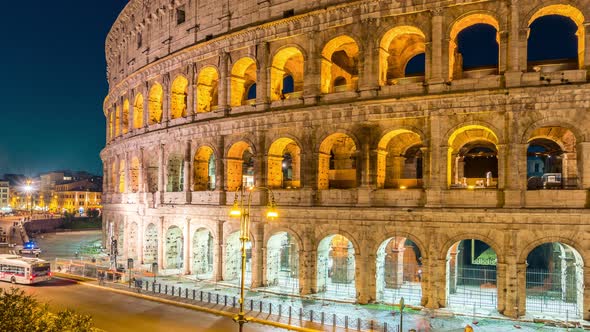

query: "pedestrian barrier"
xmin=54 ymin=258 xmax=401 ymax=332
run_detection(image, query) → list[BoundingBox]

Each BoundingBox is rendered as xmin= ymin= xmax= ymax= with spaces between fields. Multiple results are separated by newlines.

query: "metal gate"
xmin=526 ymin=268 xmax=582 ymax=319
xmin=448 ymin=265 xmax=497 ymax=311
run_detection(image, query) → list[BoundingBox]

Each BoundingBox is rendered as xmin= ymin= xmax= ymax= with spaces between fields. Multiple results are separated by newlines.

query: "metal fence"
xmin=55 ymin=258 xmax=401 ymax=332
xmin=448 ymin=266 xmax=497 ymax=310
xmin=526 ymin=268 xmax=581 ymax=319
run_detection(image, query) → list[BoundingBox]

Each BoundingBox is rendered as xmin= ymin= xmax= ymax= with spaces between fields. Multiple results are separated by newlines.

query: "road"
xmin=0 ymin=278 xmax=286 ymax=332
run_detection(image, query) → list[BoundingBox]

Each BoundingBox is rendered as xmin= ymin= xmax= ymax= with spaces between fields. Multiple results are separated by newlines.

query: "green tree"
xmin=0 ymin=288 xmax=97 ymax=332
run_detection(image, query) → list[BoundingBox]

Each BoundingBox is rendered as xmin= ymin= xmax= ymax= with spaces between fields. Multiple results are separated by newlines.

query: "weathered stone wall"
xmin=102 ymin=0 xmax=590 ymax=321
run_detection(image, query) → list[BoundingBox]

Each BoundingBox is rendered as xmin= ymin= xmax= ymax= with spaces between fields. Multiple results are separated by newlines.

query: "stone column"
xmin=516 ymin=262 xmax=527 ymax=317
xmin=424 ymin=258 xmax=446 ymax=309
xmin=138 ymin=148 xmax=145 ymax=193
xmin=583 ymin=266 xmax=590 ymax=320
xmin=218 ymin=51 xmax=230 ymax=111
xmin=420 ymin=147 xmax=430 ymax=189
xmin=576 ymin=142 xmax=590 ymax=189
xmin=102 ymin=162 xmax=108 ymax=193
xmin=496 ymin=144 xmax=507 ymax=190
xmin=105 ymin=111 xmax=111 ymax=143
xmin=303 ymin=31 xmax=321 ymax=105
xmin=356 ymin=250 xmax=376 ymax=304
xmin=157 ymin=144 xmax=165 ymax=205
xmin=358 ymin=42 xmax=380 ymax=98
xmin=428 ymin=8 xmax=444 ymax=84
xmin=385 ymin=248 xmax=406 ymax=289
xmin=256 ymin=42 xmax=270 ymax=111
xmin=214 ymin=220 xmax=224 ymax=281
xmin=251 ymin=222 xmax=264 ymax=288
xmin=138 ymin=218 xmax=145 ymax=264
xmin=124 ymin=152 xmax=130 ymax=194
xmin=184 ymin=219 xmax=191 ymax=275
xmin=518 ymin=28 xmax=529 ymax=73
xmin=183 ymin=141 xmax=191 ymax=203
xmin=157 ymin=217 xmax=164 ymax=269
xmin=498 ymin=30 xmax=509 ymax=74
xmin=187 ymin=68 xmax=197 ymax=120
xmin=162 ymin=75 xmax=171 ymax=125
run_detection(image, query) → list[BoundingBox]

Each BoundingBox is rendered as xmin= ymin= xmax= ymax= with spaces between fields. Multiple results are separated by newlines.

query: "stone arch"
xmin=133 ymin=93 xmax=144 ymax=129
xmin=193 ymin=145 xmax=216 ymax=191
xmin=267 ymin=137 xmax=302 ymax=189
xmin=317 ymin=132 xmax=359 ymax=190
xmin=144 ymin=149 xmax=159 ymax=193
xmin=376 ymin=129 xmax=425 ymax=189
xmin=196 ymin=66 xmax=219 ymax=113
xmin=128 ymin=221 xmax=139 ymax=261
xmin=165 ymin=225 xmax=184 ymax=269
xmin=321 ymin=35 xmax=360 ymax=93
xmin=440 ymin=233 xmax=504 ymax=264
xmin=165 ymin=146 xmax=184 ymax=192
xmin=226 ymin=140 xmax=256 ymax=191
xmin=518 ymin=236 xmax=586 ymax=265
xmin=446 ymin=124 xmax=501 ymax=188
xmin=270 ymin=46 xmax=305 ymax=101
xmin=118 ymin=159 xmax=126 ymax=193
xmin=524 ymin=4 xmax=585 ymax=69
xmin=448 ymin=12 xmax=501 ymax=80
xmin=223 ymin=229 xmax=255 ymax=283
xmin=378 ymin=25 xmax=427 ymax=85
xmin=314 ymin=228 xmax=361 ymax=257
xmin=376 ymin=236 xmax=425 ymax=303
xmin=148 ymin=82 xmax=163 ymax=124
xmin=316 ymin=233 xmax=357 ymax=299
xmin=122 ymin=99 xmax=130 ymax=134
xmin=170 ymin=75 xmax=189 ymax=119
xmin=371 ymin=230 xmax=428 ymax=261
xmin=192 ymin=227 xmax=214 ymax=278
xmin=230 ymin=57 xmax=257 ymax=107
xmin=114 ymin=105 xmax=121 ymax=137
xmin=265 ymin=230 xmax=301 ymax=290
xmin=521 ymin=117 xmax=585 ymax=144
xmin=129 ymin=156 xmax=140 ymax=193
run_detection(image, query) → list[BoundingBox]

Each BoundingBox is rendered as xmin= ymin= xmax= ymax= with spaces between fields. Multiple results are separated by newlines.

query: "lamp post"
xmin=229 ymin=186 xmax=278 ymax=332
xmin=24 ymin=180 xmax=33 ymax=219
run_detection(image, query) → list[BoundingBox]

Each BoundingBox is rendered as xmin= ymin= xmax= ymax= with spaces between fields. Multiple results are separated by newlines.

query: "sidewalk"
xmin=53 ymin=257 xmax=585 ymax=332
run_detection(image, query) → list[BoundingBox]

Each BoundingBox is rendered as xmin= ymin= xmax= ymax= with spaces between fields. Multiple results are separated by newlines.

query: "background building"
xmin=102 ymin=0 xmax=590 ymax=322
xmin=0 ymin=181 xmax=9 ymax=209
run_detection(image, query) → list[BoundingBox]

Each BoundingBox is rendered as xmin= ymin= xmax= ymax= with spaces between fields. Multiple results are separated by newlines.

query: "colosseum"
xmin=101 ymin=0 xmax=590 ymax=321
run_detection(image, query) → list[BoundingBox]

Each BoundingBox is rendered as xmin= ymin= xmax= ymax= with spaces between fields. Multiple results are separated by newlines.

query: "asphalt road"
xmin=0 ymin=278 xmax=286 ymax=332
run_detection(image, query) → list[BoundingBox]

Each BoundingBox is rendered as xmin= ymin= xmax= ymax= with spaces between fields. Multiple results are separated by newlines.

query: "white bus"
xmin=0 ymin=254 xmax=52 ymax=284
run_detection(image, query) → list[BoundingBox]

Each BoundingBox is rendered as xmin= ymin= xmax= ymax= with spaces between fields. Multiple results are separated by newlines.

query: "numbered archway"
xmin=143 ymin=223 xmax=158 ymax=264
xmin=265 ymin=232 xmax=299 ymax=294
xmin=192 ymin=228 xmax=214 ymax=279
xmin=316 ymin=234 xmax=356 ymax=300
xmin=525 ymin=242 xmax=584 ymax=319
xmin=376 ymin=237 xmax=423 ymax=305
xmin=446 ymin=239 xmax=498 ymax=313
xmin=224 ymin=231 xmax=252 ymax=286
xmin=165 ymin=226 xmax=184 ymax=270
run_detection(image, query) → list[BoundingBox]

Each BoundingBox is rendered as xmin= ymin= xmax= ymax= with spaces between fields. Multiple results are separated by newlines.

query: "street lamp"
xmin=23 ymin=180 xmax=33 ymax=219
xmin=229 ymin=186 xmax=278 ymax=332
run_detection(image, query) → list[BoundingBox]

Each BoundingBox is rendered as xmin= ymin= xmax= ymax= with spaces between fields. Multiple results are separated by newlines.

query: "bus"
xmin=0 ymin=254 xmax=52 ymax=284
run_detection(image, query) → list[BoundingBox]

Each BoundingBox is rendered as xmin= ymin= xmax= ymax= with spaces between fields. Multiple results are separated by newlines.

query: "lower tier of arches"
xmin=104 ymin=206 xmax=590 ymax=321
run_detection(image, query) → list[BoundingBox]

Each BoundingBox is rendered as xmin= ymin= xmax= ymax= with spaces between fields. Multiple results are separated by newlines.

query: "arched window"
xmin=148 ymin=83 xmax=163 ymax=125
xmin=321 ymin=36 xmax=359 ymax=93
xmin=270 ymin=47 xmax=304 ymax=101
xmin=379 ymin=26 xmax=426 ymax=85
xmin=196 ymin=67 xmax=219 ymax=113
xmin=170 ymin=76 xmax=189 ymax=119
xmin=230 ymin=58 xmax=257 ymax=107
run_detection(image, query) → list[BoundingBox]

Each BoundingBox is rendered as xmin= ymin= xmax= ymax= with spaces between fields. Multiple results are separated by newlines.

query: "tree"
xmin=0 ymin=288 xmax=97 ymax=332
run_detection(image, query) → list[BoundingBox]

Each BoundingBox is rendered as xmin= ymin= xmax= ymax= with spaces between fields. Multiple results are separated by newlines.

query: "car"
xmin=18 ymin=241 xmax=42 ymax=257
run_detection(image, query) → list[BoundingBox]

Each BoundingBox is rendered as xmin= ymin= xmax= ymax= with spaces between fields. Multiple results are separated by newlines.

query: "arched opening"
xmin=111 ymin=162 xmax=117 ymax=192
xmin=316 ymin=234 xmax=356 ymax=300
xmin=170 ymin=76 xmax=188 ymax=119
xmin=144 ymin=223 xmax=158 ymax=264
xmin=148 ymin=83 xmax=164 ymax=125
xmin=193 ymin=146 xmax=216 ymax=191
xmin=165 ymin=225 xmax=184 ymax=270
xmin=196 ymin=67 xmax=219 ymax=113
xmin=376 ymin=237 xmax=423 ymax=305
xmin=122 ymin=99 xmax=130 ymax=134
xmin=448 ymin=126 xmax=499 ymax=189
xmin=379 ymin=26 xmax=426 ymax=85
xmin=166 ymin=152 xmax=184 ymax=192
xmin=266 ymin=232 xmax=299 ymax=294
xmin=145 ymin=152 xmax=159 ymax=193
xmin=133 ymin=94 xmax=144 ymax=129
xmin=128 ymin=222 xmax=138 ymax=261
xmin=527 ymin=5 xmax=585 ymax=71
xmin=446 ymin=239 xmax=498 ymax=312
xmin=230 ymin=57 xmax=257 ymax=107
xmin=115 ymin=106 xmax=121 ymax=137
xmin=449 ymin=15 xmax=500 ymax=80
xmin=270 ymin=47 xmax=304 ymax=101
xmin=526 ymin=126 xmax=578 ymax=190
xmin=267 ymin=138 xmax=301 ymax=189
xmin=192 ymin=228 xmax=214 ymax=279
xmin=525 ymin=242 xmax=584 ymax=319
xmin=377 ymin=130 xmax=424 ymax=189
xmin=118 ymin=159 xmax=126 ymax=193
xmin=129 ymin=157 xmax=140 ymax=193
xmin=224 ymin=231 xmax=252 ymax=286
xmin=318 ymin=133 xmax=357 ymax=190
xmin=321 ymin=36 xmax=359 ymax=93
xmin=116 ymin=223 xmax=124 ymax=260
xmin=226 ymin=141 xmax=255 ymax=191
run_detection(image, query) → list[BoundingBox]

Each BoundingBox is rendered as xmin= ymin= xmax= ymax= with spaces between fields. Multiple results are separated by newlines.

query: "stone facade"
xmin=102 ymin=0 xmax=590 ymax=320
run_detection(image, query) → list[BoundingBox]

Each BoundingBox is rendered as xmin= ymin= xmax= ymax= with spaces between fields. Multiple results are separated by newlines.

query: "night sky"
xmin=0 ymin=1 xmax=127 ymax=176
xmin=0 ymin=2 xmax=576 ymax=177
